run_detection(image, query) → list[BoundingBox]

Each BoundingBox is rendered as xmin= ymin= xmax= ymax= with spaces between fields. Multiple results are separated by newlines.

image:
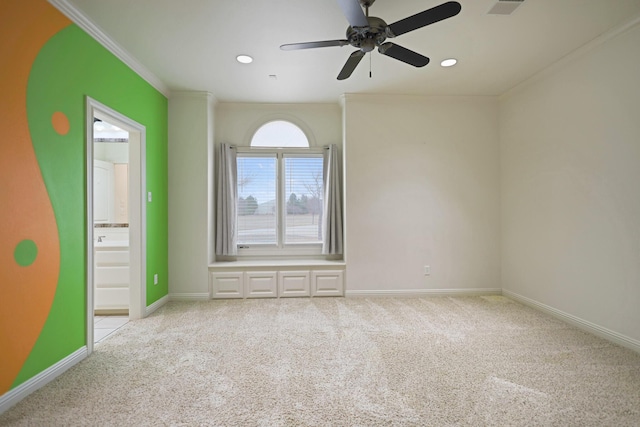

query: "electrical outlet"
xmin=424 ymin=265 xmax=431 ymax=276
xmin=154 ymin=273 xmax=158 ymax=285
xmin=148 ymin=192 xmax=152 ymax=202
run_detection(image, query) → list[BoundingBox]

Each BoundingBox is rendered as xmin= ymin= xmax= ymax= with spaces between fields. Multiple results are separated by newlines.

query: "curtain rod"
xmin=226 ymin=145 xmax=331 ymax=149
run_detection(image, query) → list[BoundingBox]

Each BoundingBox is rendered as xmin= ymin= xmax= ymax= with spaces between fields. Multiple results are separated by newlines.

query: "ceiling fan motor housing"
xmin=346 ymin=16 xmax=388 ymax=52
xmin=359 ymin=0 xmax=376 ymax=7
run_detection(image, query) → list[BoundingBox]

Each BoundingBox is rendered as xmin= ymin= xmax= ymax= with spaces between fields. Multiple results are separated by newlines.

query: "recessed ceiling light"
xmin=440 ymin=58 xmax=458 ymax=67
xmin=236 ymin=54 xmax=253 ymax=64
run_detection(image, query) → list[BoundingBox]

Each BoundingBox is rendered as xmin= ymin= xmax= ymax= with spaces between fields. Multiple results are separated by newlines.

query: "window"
xmin=237 ymin=154 xmax=278 ymax=245
xmin=237 ymin=152 xmax=324 ymax=254
xmin=216 ymin=121 xmax=342 ymax=259
xmin=236 ymin=120 xmax=325 ymax=256
xmin=250 ymin=120 xmax=309 ymax=148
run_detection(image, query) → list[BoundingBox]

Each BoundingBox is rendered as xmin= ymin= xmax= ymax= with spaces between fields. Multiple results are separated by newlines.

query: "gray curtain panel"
xmin=215 ymin=143 xmax=238 ymax=256
xmin=322 ymin=144 xmax=343 ymax=255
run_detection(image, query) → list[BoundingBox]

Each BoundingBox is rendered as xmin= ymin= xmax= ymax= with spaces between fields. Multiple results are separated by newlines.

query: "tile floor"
xmin=94 ymin=315 xmax=129 ymax=343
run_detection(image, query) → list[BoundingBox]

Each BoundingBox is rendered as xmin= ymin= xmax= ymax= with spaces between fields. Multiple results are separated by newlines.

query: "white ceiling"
xmin=66 ymin=0 xmax=640 ymax=103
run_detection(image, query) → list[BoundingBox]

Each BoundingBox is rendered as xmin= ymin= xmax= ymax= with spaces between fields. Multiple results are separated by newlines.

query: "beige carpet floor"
xmin=1 ymin=296 xmax=640 ymax=426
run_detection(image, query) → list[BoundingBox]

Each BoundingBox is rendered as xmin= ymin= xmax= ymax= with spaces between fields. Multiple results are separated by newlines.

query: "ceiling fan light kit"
xmin=280 ymin=0 xmax=461 ymax=80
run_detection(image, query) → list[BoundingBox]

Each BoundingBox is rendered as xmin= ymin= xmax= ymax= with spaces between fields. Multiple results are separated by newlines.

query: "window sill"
xmin=209 ymin=259 xmax=345 ymax=269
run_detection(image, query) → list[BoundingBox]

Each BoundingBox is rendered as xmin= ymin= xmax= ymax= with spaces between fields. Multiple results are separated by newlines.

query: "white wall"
xmin=214 ymin=103 xmax=342 ymax=149
xmin=94 ymin=142 xmax=128 ymax=163
xmin=168 ymin=92 xmax=215 ymax=297
xmin=500 ymin=23 xmax=640 ymax=343
xmin=343 ymin=94 xmax=500 ymax=294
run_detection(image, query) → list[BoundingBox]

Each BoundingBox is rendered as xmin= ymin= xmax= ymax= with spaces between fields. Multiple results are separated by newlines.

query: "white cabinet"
xmin=94 ymin=244 xmax=129 ymax=311
xmin=279 ymin=271 xmax=310 ymax=297
xmin=93 ymin=160 xmax=114 ymax=223
xmin=94 ymin=158 xmax=128 ymax=224
xmin=113 ymin=163 xmax=129 ymax=224
xmin=210 ymin=272 xmax=244 ymax=299
xmin=311 ymin=270 xmax=344 ymax=297
xmin=245 ymin=271 xmax=278 ymax=298
xmin=210 ymin=266 xmax=344 ymax=299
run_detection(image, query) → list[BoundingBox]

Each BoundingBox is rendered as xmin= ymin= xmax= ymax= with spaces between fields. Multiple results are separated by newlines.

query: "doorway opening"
xmin=86 ymin=97 xmax=146 ymax=354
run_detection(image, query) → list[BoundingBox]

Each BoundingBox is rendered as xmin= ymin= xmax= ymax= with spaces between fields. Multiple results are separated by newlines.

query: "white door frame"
xmin=86 ymin=97 xmax=147 ymax=354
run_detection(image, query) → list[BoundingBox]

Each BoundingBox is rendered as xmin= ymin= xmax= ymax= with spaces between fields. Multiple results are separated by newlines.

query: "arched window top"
xmin=250 ymin=120 xmax=309 ymax=148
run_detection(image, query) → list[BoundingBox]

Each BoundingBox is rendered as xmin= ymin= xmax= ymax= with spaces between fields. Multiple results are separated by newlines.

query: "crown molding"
xmin=170 ymin=91 xmax=214 ymax=99
xmin=48 ymin=0 xmax=171 ymax=98
xmin=501 ymin=12 xmax=640 ymax=101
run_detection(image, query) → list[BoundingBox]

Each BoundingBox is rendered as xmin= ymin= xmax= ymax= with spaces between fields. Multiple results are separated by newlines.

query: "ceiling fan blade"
xmin=337 ymin=50 xmax=365 ymax=80
xmin=387 ymin=1 xmax=462 ymax=37
xmin=336 ymin=0 xmax=369 ymax=28
xmin=280 ymin=40 xmax=350 ymax=51
xmin=378 ymin=42 xmax=430 ymax=67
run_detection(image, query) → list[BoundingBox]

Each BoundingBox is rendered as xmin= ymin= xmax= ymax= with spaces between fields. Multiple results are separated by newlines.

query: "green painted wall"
xmin=12 ymin=24 xmax=168 ymax=388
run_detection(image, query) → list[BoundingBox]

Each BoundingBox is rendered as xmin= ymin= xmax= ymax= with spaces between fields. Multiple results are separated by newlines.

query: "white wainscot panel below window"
xmin=278 ymin=271 xmax=310 ymax=298
xmin=245 ymin=271 xmax=278 ymax=298
xmin=209 ymin=265 xmax=345 ymax=299
xmin=311 ymin=270 xmax=344 ymax=297
xmin=210 ymin=272 xmax=244 ymax=299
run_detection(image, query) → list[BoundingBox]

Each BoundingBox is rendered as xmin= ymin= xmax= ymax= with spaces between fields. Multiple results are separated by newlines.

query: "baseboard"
xmin=94 ymin=308 xmax=128 ymax=316
xmin=0 ymin=347 xmax=87 ymax=414
xmin=345 ymin=288 xmax=502 ymax=298
xmin=145 ymin=294 xmax=169 ymax=316
xmin=169 ymin=292 xmax=211 ymax=301
xmin=502 ymin=289 xmax=640 ymax=354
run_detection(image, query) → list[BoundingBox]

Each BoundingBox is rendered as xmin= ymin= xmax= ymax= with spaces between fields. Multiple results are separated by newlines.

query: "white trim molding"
xmin=145 ymin=295 xmax=170 ymax=316
xmin=345 ymin=288 xmax=502 ymax=298
xmin=48 ymin=0 xmax=171 ymax=98
xmin=501 ymin=12 xmax=640 ymax=101
xmin=169 ymin=293 xmax=211 ymax=301
xmin=503 ymin=289 xmax=640 ymax=354
xmin=0 ymin=347 xmax=87 ymax=414
xmin=86 ymin=97 xmax=148 ymax=358
xmin=170 ymin=91 xmax=214 ymax=100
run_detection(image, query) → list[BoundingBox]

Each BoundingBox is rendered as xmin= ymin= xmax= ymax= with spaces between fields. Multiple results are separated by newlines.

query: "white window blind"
xmin=284 ymin=155 xmax=324 ymax=245
xmin=236 ymin=155 xmax=277 ymax=245
xmin=235 ymin=151 xmax=324 ymax=253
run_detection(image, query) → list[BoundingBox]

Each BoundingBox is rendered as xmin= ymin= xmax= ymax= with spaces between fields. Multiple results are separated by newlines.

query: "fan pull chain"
xmin=365 ymin=4 xmax=371 ymax=77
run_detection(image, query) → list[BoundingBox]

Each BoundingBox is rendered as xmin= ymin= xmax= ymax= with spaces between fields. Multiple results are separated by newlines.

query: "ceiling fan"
xmin=280 ymin=0 xmax=462 ymax=80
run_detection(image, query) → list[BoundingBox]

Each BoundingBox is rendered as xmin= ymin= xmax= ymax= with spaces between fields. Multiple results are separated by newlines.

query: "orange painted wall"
xmin=1 ymin=0 xmax=169 ymax=399
xmin=0 ymin=0 xmax=70 ymax=394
